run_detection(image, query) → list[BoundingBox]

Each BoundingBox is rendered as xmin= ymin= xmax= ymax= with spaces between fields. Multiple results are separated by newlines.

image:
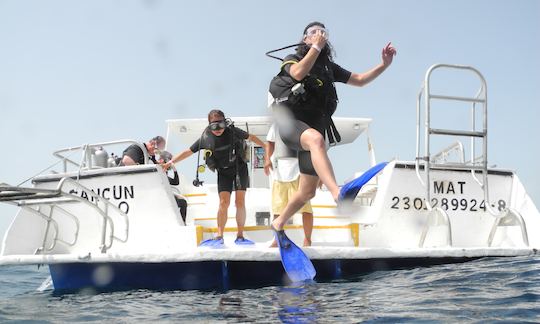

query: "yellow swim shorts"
xmin=271 ymin=178 xmax=313 ymax=215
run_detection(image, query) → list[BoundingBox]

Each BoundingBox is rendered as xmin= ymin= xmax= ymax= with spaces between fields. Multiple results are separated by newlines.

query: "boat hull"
xmin=49 ymin=256 xmax=482 ymax=292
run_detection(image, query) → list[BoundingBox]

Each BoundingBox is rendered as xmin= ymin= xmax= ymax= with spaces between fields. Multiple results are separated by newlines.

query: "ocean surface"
xmin=0 ymin=255 xmax=539 ymax=323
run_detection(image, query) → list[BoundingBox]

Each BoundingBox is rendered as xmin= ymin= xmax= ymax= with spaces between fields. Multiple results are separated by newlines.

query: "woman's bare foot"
xmin=269 ymin=240 xmax=278 ymax=248
xmin=303 ymin=238 xmax=312 ymax=247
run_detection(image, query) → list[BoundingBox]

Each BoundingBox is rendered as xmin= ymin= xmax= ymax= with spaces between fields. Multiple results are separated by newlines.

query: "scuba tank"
xmin=91 ymin=146 xmax=109 ymax=168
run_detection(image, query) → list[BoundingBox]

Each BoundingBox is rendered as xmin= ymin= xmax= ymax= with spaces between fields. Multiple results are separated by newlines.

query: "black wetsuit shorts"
xmin=217 ymin=162 xmax=249 ymax=193
xmin=278 ymin=119 xmax=325 ymax=177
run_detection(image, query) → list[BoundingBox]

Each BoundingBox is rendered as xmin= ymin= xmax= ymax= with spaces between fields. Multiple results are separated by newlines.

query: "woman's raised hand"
xmin=382 ymin=42 xmax=397 ymax=66
xmin=312 ymin=30 xmax=327 ymax=51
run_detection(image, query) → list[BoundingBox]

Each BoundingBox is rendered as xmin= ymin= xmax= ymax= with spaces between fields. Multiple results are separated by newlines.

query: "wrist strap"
xmin=312 ymin=44 xmax=321 ymax=52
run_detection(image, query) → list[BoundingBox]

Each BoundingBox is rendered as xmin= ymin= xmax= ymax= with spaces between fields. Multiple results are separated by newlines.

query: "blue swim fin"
xmin=234 ymin=237 xmax=255 ymax=245
xmin=199 ymin=237 xmax=224 ymax=248
xmin=338 ymin=162 xmax=388 ymax=201
xmin=272 ymin=226 xmax=316 ymax=282
xmin=199 ymin=238 xmax=215 ymax=247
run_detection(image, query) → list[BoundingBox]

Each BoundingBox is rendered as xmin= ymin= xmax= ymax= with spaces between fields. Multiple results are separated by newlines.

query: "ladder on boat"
xmin=0 ymin=177 xmax=129 ymax=254
xmin=415 ymin=64 xmax=528 ymax=247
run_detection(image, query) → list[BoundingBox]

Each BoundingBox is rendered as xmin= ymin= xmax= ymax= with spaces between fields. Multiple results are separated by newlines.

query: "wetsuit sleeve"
xmin=331 ymin=62 xmax=352 ymax=83
xmin=189 ymin=139 xmax=201 ymax=153
xmin=282 ymin=54 xmax=299 ymax=75
xmin=123 ymin=145 xmax=144 ymax=164
xmin=233 ymin=127 xmax=249 ymax=140
xmin=168 ymin=170 xmax=180 ymax=185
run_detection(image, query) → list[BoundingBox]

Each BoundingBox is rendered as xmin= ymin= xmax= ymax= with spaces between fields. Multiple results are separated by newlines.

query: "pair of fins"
xmin=199 ymin=236 xmax=255 ymax=248
xmin=274 ymin=162 xmax=389 ymax=283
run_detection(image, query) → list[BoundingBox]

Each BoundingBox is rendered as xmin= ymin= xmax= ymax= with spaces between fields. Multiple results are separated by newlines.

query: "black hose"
xmin=265 ymin=43 xmax=303 ymax=61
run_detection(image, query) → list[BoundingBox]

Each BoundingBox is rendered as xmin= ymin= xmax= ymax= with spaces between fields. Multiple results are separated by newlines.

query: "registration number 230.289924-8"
xmin=390 ymin=196 xmax=507 ymax=212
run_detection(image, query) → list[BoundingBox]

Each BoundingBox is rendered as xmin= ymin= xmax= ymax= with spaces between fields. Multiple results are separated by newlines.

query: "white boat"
xmin=1 ymin=64 xmax=538 ymax=291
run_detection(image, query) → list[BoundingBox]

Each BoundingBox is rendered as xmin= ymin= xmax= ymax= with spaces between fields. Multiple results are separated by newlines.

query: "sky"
xmin=1 ymin=0 xmax=539 ymax=241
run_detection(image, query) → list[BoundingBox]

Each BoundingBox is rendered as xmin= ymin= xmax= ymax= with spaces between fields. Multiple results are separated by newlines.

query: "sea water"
xmin=0 ymin=255 xmax=538 ymax=322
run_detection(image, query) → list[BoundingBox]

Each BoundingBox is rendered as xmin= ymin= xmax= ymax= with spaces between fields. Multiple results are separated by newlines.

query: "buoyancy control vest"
xmin=198 ymin=126 xmax=247 ymax=172
xmin=268 ymin=54 xmax=341 ymax=144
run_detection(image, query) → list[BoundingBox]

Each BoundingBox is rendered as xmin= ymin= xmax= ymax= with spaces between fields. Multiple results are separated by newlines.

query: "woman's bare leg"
xmin=299 ymin=129 xmax=340 ymax=201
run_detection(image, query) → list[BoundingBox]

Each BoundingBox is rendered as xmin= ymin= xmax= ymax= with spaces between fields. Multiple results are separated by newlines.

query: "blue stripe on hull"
xmin=49 ymin=257 xmax=479 ymax=292
xmin=49 ymin=262 xmax=231 ymax=292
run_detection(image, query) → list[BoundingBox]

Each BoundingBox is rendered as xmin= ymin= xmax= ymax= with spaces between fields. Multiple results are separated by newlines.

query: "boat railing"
xmin=56 ymin=177 xmax=129 ymax=252
xmin=53 ymin=139 xmax=148 ymax=173
xmin=0 ymin=177 xmax=129 ymax=254
xmin=431 ymin=141 xmax=465 ymax=164
xmin=415 ymin=63 xmax=500 ymax=216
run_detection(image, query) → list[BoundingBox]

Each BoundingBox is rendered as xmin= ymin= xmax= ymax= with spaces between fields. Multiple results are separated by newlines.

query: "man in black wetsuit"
xmin=164 ymin=110 xmax=265 ymax=246
xmin=120 ymin=136 xmax=166 ymax=166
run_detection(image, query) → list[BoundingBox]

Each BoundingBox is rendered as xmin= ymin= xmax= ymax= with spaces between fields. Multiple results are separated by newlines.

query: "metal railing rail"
xmin=415 ymin=64 xmax=500 ymax=216
xmin=0 ymin=198 xmax=79 ymax=253
xmin=56 ymin=177 xmax=130 ymax=252
xmin=22 ymin=206 xmax=62 ymax=253
xmin=53 ymin=139 xmax=148 ymax=173
xmin=0 ymin=178 xmax=130 ymax=254
xmin=36 ymin=204 xmax=80 ymax=254
xmin=431 ymin=141 xmax=465 ymax=164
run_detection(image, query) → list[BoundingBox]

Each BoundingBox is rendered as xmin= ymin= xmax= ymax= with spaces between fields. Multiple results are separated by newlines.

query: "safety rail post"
xmin=415 ymin=86 xmax=426 ymax=188
xmin=40 ymin=205 xmax=55 ymax=252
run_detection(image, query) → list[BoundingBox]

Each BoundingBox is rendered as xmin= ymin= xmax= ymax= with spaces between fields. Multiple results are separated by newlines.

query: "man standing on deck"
xmin=265 ymin=124 xmax=314 ymax=247
xmin=163 ymin=110 xmax=266 ymax=246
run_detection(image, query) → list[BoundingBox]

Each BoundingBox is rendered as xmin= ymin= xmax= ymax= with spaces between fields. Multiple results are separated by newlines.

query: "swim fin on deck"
xmin=199 ymin=237 xmax=224 ymax=248
xmin=338 ymin=162 xmax=389 ymax=201
xmin=234 ymin=237 xmax=255 ymax=245
xmin=272 ymin=225 xmax=316 ymax=282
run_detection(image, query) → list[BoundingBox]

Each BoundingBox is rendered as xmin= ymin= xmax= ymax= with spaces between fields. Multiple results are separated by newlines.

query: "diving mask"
xmin=305 ymin=26 xmax=329 ymax=39
xmin=209 ymin=120 xmax=227 ymax=131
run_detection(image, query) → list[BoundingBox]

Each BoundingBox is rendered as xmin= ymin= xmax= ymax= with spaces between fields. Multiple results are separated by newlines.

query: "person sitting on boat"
xmin=119 ymin=136 xmax=166 ymax=166
xmin=163 ymin=109 xmax=266 ymax=246
xmin=159 ymin=150 xmax=188 ymax=224
xmin=268 ymin=21 xmax=396 ymax=233
xmin=264 ymin=123 xmax=313 ymax=247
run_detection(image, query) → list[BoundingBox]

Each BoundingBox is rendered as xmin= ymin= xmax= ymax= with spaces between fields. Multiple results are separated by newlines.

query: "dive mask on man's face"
xmin=209 ymin=120 xmax=226 ymax=131
xmin=305 ymin=26 xmax=329 ymax=39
